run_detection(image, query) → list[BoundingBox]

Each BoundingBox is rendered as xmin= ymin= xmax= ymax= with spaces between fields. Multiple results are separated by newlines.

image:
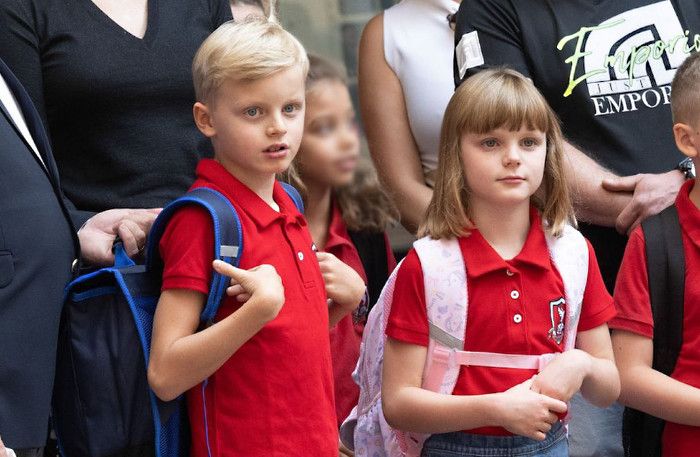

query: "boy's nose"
xmin=267 ymin=115 xmax=287 ymax=136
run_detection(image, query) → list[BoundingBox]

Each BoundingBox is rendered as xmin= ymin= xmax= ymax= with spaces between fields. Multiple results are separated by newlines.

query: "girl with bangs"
xmin=380 ymin=68 xmax=620 ymax=457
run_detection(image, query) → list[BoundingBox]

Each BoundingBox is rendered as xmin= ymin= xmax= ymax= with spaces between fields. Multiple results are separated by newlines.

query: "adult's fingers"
xmin=126 ymin=208 xmax=161 ymax=229
xmin=117 ymin=219 xmax=146 ymax=256
xmin=601 ymin=174 xmax=642 ymax=193
xmin=615 ymin=200 xmax=640 ymax=235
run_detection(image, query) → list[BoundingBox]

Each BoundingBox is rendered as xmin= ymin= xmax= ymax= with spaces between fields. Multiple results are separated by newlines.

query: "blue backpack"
xmin=53 ymin=184 xmax=303 ymax=457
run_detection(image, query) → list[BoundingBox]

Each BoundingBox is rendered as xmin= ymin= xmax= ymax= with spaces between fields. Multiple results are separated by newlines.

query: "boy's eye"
xmin=245 ymin=107 xmax=260 ymax=117
xmin=283 ymin=104 xmax=298 ymax=114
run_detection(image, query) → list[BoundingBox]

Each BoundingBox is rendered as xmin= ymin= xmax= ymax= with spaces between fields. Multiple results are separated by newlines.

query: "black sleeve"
xmin=453 ymin=0 xmax=531 ymax=88
xmin=209 ymin=0 xmax=233 ymax=30
xmin=0 ymin=0 xmax=49 ymax=128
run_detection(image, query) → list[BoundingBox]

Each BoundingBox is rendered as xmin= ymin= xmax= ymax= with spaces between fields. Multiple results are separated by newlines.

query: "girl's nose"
xmin=503 ymin=143 xmax=522 ymax=166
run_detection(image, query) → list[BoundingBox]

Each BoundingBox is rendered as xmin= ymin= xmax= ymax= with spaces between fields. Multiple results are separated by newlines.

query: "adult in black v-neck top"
xmin=0 ymin=0 xmax=233 ymax=223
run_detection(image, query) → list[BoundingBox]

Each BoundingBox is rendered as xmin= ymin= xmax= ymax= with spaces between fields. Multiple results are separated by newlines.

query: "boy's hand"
xmin=78 ymin=208 xmax=161 ymax=265
xmin=212 ymin=260 xmax=284 ymax=322
xmin=531 ymin=349 xmax=591 ymax=403
xmin=497 ymin=377 xmax=568 ymax=441
xmin=316 ymin=252 xmax=366 ymax=311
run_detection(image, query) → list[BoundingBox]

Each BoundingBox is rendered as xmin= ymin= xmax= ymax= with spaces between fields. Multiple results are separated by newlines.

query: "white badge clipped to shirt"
xmin=456 ymin=31 xmax=485 ymax=80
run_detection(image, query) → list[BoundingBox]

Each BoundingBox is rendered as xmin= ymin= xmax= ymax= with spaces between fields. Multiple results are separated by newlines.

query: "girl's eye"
xmin=245 ymin=107 xmax=260 ymax=117
xmin=522 ymin=138 xmax=540 ymax=147
xmin=314 ymin=122 xmax=335 ymax=135
xmin=482 ymin=139 xmax=498 ymax=148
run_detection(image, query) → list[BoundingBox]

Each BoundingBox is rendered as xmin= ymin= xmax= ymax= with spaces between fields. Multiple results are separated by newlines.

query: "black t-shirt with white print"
xmin=453 ymin=0 xmax=700 ymax=290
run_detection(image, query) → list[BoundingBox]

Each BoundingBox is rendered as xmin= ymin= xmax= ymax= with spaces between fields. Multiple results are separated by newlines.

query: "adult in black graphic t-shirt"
xmin=454 ymin=1 xmax=700 ymax=456
xmin=0 ymin=0 xmax=233 ymax=227
xmin=454 ymin=0 xmax=699 ymax=292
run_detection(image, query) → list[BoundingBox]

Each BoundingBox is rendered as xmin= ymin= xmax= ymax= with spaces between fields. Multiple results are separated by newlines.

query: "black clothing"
xmin=0 ymin=57 xmax=78 ymax=449
xmin=0 ymin=0 xmax=232 ymax=219
xmin=454 ymin=0 xmax=700 ymax=290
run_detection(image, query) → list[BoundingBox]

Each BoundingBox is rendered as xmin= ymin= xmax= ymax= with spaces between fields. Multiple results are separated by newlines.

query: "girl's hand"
xmin=339 ymin=439 xmax=354 ymax=457
xmin=497 ymin=377 xmax=568 ymax=441
xmin=531 ymin=349 xmax=592 ymax=403
xmin=212 ymin=260 xmax=285 ymax=322
xmin=316 ymin=252 xmax=366 ymax=312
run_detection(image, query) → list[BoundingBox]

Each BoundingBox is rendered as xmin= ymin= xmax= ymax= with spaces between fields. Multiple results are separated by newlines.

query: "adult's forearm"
xmin=564 ymin=142 xmax=631 ymax=226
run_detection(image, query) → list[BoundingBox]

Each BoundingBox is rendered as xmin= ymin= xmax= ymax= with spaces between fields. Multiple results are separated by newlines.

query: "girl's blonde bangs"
xmin=455 ymin=72 xmax=552 ymax=135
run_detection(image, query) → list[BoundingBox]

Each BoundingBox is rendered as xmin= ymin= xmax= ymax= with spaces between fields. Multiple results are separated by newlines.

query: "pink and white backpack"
xmin=339 ymin=224 xmax=589 ymax=457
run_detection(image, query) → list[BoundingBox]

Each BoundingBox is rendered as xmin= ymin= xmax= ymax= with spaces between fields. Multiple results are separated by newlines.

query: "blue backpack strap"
xmin=146 ymin=187 xmax=243 ymax=323
xmin=280 ymin=182 xmax=304 ymax=214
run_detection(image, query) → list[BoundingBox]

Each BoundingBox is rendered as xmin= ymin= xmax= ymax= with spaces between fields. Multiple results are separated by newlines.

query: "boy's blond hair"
xmin=192 ymin=15 xmax=309 ymax=102
xmin=419 ymin=68 xmax=574 ymax=239
xmin=671 ymin=52 xmax=700 ymax=125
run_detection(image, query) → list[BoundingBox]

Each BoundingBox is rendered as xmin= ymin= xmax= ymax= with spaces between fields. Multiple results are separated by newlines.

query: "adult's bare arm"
xmin=565 ymin=142 xmax=682 ymax=233
xmin=359 ymin=14 xmax=433 ymax=234
xmin=563 ymin=142 xmax=631 ymax=227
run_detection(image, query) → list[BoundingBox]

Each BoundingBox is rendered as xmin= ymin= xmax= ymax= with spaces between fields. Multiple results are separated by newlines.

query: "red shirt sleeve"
xmin=159 ymin=206 xmax=215 ymax=295
xmin=577 ymin=239 xmax=617 ymax=332
xmin=609 ymin=227 xmax=654 ymax=339
xmin=385 ymin=249 xmax=429 ymax=346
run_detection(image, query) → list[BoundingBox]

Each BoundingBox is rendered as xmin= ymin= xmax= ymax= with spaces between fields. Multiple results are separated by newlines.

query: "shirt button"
xmin=513 ymin=314 xmax=523 ymax=323
xmin=297 ymin=251 xmax=304 ymax=261
xmin=510 ymin=290 xmax=520 ymax=300
xmin=506 ymin=269 xmax=514 ymax=276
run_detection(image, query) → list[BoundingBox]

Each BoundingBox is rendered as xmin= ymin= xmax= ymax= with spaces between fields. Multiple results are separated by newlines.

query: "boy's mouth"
xmin=264 ymin=143 xmax=289 ymax=153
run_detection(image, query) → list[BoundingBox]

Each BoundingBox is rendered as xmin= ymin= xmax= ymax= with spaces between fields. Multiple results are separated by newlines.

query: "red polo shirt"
xmin=387 ymin=208 xmax=615 ymax=435
xmin=610 ymin=180 xmax=700 ymax=457
xmin=324 ymin=202 xmax=397 ymax=427
xmin=159 ymin=159 xmax=337 ymax=456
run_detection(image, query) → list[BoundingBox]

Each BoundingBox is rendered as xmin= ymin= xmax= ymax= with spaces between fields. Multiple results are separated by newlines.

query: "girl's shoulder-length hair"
xmin=419 ymin=67 xmax=575 ymax=240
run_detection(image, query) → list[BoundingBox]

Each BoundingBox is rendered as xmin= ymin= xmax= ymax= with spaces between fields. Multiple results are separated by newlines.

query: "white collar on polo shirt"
xmin=0 ymin=73 xmax=44 ymax=167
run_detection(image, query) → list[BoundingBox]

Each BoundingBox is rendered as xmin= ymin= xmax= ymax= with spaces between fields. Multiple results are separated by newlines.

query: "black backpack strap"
xmin=623 ymin=205 xmax=684 ymax=457
xmin=146 ymin=187 xmax=243 ymax=323
xmin=347 ymin=230 xmax=390 ymax=308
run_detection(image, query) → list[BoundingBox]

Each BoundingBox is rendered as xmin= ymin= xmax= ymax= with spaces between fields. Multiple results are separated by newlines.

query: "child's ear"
xmin=193 ymin=102 xmax=216 ymax=138
xmin=673 ymin=122 xmax=699 ymax=158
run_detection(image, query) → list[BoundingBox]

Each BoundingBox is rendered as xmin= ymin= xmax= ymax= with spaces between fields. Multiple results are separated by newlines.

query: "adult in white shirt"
xmin=359 ymin=0 xmax=460 ymax=233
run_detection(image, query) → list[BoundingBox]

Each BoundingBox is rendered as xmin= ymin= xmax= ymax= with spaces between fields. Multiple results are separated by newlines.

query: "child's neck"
xmin=470 ymin=200 xmax=531 ymax=260
xmin=690 ymin=178 xmax=700 ymax=209
xmin=304 ymin=182 xmax=333 ymax=250
xmin=216 ymin=158 xmax=278 ymax=210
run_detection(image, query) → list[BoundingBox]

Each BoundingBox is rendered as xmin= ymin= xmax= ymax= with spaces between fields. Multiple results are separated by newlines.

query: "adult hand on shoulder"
xmin=602 ymin=170 xmax=683 ymax=235
xmin=78 ymin=208 xmax=161 ymax=266
xmin=531 ymin=349 xmax=591 ymax=403
xmin=497 ymin=377 xmax=568 ymax=441
xmin=212 ymin=260 xmax=285 ymax=323
xmin=316 ymin=252 xmax=366 ymax=312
